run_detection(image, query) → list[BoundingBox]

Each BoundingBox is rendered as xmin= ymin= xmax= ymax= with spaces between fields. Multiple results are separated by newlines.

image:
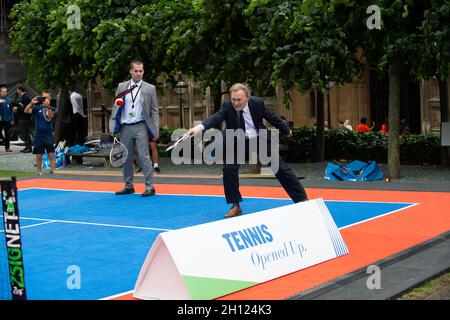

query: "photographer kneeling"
xmin=24 ymin=91 xmax=56 ymax=175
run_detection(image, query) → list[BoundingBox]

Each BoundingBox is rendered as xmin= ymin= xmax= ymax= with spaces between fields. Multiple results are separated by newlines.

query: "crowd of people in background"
xmin=336 ymin=117 xmax=410 ymax=136
xmin=1 ymin=82 xmax=162 ymax=176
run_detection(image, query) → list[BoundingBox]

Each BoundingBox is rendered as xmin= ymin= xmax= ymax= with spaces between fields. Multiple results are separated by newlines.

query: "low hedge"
xmin=281 ymin=127 xmax=441 ymax=165
xmin=158 ymin=127 xmax=441 ymax=165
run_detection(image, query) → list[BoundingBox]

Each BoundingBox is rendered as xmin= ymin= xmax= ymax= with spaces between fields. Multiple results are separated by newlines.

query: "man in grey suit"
xmin=113 ymin=60 xmax=159 ymax=197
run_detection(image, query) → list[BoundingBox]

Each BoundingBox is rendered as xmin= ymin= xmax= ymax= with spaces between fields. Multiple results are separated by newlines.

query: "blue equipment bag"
xmin=42 ymin=150 xmax=66 ymax=169
xmin=324 ymin=160 xmax=383 ymax=181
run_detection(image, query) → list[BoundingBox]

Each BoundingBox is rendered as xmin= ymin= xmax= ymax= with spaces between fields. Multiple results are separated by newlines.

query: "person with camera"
xmin=24 ymin=91 xmax=56 ymax=175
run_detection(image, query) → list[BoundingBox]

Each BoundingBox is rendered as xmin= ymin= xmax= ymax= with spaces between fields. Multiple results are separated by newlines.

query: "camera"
xmin=35 ymin=96 xmax=46 ymax=103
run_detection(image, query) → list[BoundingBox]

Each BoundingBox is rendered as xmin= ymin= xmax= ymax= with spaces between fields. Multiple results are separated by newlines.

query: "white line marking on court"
xmin=20 ymin=217 xmax=172 ymax=232
xmin=19 ymin=187 xmax=419 ymax=204
xmin=18 ymin=188 xmax=419 ymax=232
xmin=99 ymin=290 xmax=135 ymax=300
xmin=339 ymin=203 xmax=420 ymax=230
xmin=20 ymin=187 xmax=115 ymax=194
xmin=0 ymin=220 xmax=56 ymax=232
xmin=21 ymin=221 xmax=57 ymax=229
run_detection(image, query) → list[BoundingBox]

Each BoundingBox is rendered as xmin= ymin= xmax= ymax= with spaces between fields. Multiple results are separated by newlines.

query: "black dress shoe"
xmin=115 ymin=188 xmax=135 ymax=195
xmin=21 ymin=147 xmax=32 ymax=153
xmin=141 ymin=189 xmax=156 ymax=197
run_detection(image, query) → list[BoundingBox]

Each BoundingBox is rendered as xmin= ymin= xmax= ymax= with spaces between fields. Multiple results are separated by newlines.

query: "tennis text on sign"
xmin=222 ymin=224 xmax=273 ymax=252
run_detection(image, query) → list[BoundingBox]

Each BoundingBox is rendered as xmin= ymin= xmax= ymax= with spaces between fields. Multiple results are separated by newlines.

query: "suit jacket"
xmin=0 ymin=97 xmax=14 ymax=122
xmin=113 ymin=80 xmax=159 ymax=137
xmin=202 ymin=96 xmax=290 ymax=136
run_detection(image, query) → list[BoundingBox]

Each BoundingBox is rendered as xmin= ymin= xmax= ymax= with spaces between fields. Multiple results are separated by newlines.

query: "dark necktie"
xmin=238 ymin=110 xmax=246 ymax=132
xmin=115 ymin=84 xmax=138 ymax=99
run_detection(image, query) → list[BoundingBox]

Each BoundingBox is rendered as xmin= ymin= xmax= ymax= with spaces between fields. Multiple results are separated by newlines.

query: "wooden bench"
xmin=66 ymin=142 xmax=170 ymax=166
xmin=66 ymin=151 xmax=110 ymax=166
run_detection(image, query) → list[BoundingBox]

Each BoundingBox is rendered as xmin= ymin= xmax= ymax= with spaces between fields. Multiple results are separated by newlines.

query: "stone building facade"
xmin=86 ymin=71 xmax=450 ymax=138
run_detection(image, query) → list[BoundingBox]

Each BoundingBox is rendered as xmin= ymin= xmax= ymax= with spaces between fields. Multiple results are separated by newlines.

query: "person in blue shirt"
xmin=24 ymin=90 xmax=56 ymax=175
xmin=0 ymin=87 xmax=14 ymax=152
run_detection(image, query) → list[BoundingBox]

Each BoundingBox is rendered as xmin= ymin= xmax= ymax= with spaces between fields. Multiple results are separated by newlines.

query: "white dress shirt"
xmin=121 ymin=80 xmax=144 ymax=124
xmin=70 ymin=91 xmax=86 ymax=117
xmin=195 ymin=104 xmax=258 ymax=139
xmin=241 ymin=104 xmax=258 ymax=139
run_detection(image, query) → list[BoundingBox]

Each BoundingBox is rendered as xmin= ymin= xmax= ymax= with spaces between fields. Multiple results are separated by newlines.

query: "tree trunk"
xmin=388 ymin=63 xmax=401 ymax=178
xmin=439 ymin=80 xmax=449 ymax=167
xmin=316 ymin=91 xmax=325 ymax=162
xmin=54 ymin=84 xmax=69 ymax=143
xmin=211 ymin=81 xmax=222 ymax=113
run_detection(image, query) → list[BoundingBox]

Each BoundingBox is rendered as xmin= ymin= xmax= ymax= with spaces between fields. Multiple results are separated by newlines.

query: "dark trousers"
xmin=222 ymin=137 xmax=308 ymax=204
xmin=18 ymin=119 xmax=33 ymax=148
xmin=0 ymin=121 xmax=12 ymax=149
xmin=73 ymin=113 xmax=87 ymax=145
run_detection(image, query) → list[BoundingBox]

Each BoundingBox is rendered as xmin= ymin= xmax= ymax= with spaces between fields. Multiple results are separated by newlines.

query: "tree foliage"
xmin=9 ymin=0 xmax=75 ymax=88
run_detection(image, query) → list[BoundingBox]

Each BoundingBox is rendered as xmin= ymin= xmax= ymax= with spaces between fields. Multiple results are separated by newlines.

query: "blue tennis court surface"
xmin=13 ymin=188 xmax=413 ymax=300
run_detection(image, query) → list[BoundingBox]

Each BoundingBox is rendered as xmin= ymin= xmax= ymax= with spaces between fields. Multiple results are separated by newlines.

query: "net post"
xmin=0 ymin=177 xmax=27 ymax=300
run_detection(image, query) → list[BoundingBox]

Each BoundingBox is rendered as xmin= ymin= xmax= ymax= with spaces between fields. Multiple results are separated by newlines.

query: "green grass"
xmin=397 ymin=271 xmax=450 ymax=300
xmin=0 ymin=170 xmax=35 ymax=178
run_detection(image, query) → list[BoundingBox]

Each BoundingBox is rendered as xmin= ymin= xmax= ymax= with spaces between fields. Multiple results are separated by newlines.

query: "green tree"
xmin=92 ymin=0 xmax=194 ymax=89
xmin=9 ymin=0 xmax=77 ymax=140
xmin=416 ymin=0 xmax=450 ymax=166
xmin=9 ymin=0 xmax=150 ymax=139
xmin=247 ymin=0 xmax=365 ymax=161
xmin=360 ymin=1 xmax=436 ymax=177
xmin=166 ymin=0 xmax=267 ymax=111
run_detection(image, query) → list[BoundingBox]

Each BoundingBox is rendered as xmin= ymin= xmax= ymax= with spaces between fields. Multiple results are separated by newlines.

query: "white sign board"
xmin=133 ymin=198 xmax=348 ymax=300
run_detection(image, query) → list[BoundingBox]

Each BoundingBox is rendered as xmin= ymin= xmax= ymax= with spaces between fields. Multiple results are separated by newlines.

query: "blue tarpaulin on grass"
xmin=324 ymin=160 xmax=384 ymax=181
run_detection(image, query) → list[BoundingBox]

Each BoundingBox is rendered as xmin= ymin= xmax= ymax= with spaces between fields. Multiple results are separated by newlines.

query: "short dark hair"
xmin=17 ymin=85 xmax=26 ymax=93
xmin=42 ymin=90 xmax=51 ymax=97
xmin=130 ymin=60 xmax=144 ymax=70
xmin=360 ymin=117 xmax=367 ymax=124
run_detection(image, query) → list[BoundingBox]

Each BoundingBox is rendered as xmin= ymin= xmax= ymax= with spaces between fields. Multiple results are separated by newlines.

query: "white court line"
xmin=19 ymin=187 xmax=418 ymax=204
xmin=339 ymin=202 xmax=420 ymax=230
xmin=0 ymin=220 xmax=56 ymax=233
xmin=19 ymin=216 xmax=172 ymax=232
xmin=18 ymin=188 xmax=419 ymax=232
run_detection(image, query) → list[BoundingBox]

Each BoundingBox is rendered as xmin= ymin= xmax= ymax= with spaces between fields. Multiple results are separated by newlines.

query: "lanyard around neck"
xmin=130 ymin=84 xmax=141 ymax=108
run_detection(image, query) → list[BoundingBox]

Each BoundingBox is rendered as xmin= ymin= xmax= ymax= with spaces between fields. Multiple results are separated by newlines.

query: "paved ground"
xmin=1 ymin=142 xmax=450 ymax=300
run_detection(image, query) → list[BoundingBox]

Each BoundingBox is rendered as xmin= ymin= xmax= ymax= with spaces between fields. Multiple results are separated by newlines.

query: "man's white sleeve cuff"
xmin=197 ymin=124 xmax=205 ymax=132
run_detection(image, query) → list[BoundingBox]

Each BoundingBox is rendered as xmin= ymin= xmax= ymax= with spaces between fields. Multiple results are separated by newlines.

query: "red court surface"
xmin=17 ymin=179 xmax=450 ymax=300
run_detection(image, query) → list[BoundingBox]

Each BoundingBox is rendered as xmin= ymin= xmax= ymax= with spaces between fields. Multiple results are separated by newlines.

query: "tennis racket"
xmin=110 ymin=136 xmax=128 ymax=167
xmin=164 ymin=132 xmax=191 ymax=152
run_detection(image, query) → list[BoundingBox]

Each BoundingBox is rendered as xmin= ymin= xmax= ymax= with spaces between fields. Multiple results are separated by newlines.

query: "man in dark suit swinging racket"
xmin=188 ymin=83 xmax=308 ymax=218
